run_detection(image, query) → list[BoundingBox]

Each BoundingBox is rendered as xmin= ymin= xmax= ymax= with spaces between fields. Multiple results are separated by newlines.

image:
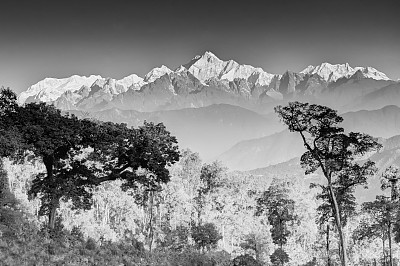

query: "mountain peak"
xmin=353 ymin=66 xmax=390 ymax=81
xmin=18 ymin=74 xmax=102 ymax=104
xmin=144 ymin=65 xmax=172 ymax=83
xmin=301 ymin=62 xmax=389 ymax=82
xmin=183 ymin=51 xmax=275 ymax=85
xmin=192 ymin=51 xmax=220 ymax=61
xmin=204 ymin=51 xmax=218 ymax=58
xmin=302 ymin=62 xmax=354 ymax=82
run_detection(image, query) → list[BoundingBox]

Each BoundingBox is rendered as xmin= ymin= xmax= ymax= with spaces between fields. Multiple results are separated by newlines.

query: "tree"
xmin=355 ymin=196 xmax=397 ymax=266
xmin=379 ymin=166 xmax=400 ymax=266
xmin=195 ymin=161 xmax=226 ymax=225
xmin=0 ymin=159 xmax=23 ymax=236
xmin=256 ymin=179 xmax=295 ymax=265
xmin=231 ymin=254 xmax=262 ymax=266
xmin=275 ymin=102 xmax=381 ymax=266
xmin=0 ymin=87 xmax=23 ymax=159
xmin=311 ymin=176 xmax=357 ymax=265
xmin=191 ymin=222 xmax=222 ymax=251
xmin=0 ymin=90 xmax=180 ymax=230
xmin=270 ymin=248 xmax=290 ymax=266
xmin=160 ymin=225 xmax=190 ymax=251
xmin=381 ymin=166 xmax=400 ymax=201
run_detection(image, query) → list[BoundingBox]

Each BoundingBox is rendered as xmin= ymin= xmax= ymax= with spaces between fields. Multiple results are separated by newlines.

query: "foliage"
xmin=195 ymin=160 xmax=227 ymax=225
xmin=270 ymin=248 xmax=290 ymax=266
xmin=0 ymin=88 xmax=180 ymax=230
xmin=256 ymin=179 xmax=295 ymax=264
xmin=381 ymin=166 xmax=400 ymax=201
xmin=230 ymin=254 xmax=262 ymax=266
xmin=275 ymin=101 xmax=381 ymax=266
xmin=2 ymin=89 xmax=397 ymax=265
xmin=191 ymin=222 xmax=222 ymax=251
xmin=159 ymin=225 xmax=190 ymax=251
xmin=0 ymin=159 xmax=24 ymax=237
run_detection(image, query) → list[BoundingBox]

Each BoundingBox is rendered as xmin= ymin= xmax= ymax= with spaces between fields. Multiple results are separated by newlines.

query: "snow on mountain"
xmin=91 ymin=78 xmax=127 ymax=95
xmin=143 ymin=65 xmax=172 ymax=83
xmin=300 ymin=62 xmax=354 ymax=82
xmin=116 ymin=74 xmax=145 ymax=90
xmin=183 ymin=51 xmax=276 ymax=86
xmin=353 ymin=66 xmax=390 ymax=81
xmin=91 ymin=74 xmax=146 ymax=95
xmin=18 ymin=52 xmax=393 ymax=111
xmin=301 ymin=62 xmax=390 ymax=82
xmin=18 ymin=75 xmax=102 ymax=104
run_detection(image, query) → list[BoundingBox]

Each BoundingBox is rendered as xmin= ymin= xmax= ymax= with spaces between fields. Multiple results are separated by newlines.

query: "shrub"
xmin=231 ymin=254 xmax=262 ymax=266
xmin=191 ymin=223 xmax=222 ymax=251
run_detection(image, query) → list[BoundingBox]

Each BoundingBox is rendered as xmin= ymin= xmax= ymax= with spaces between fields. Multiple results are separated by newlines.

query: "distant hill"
xmin=352 ymin=82 xmax=400 ymax=111
xmin=217 ymin=130 xmax=305 ymax=171
xmin=244 ymin=134 xmax=400 ymax=203
xmin=218 ymin=105 xmax=400 ymax=171
xmin=341 ymin=105 xmax=400 ymax=138
xmin=69 ymin=104 xmax=284 ymax=161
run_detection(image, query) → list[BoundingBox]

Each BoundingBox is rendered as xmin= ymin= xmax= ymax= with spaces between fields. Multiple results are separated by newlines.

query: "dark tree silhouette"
xmin=275 ymin=101 xmax=381 ymax=266
xmin=0 ymin=88 xmax=180 ymax=230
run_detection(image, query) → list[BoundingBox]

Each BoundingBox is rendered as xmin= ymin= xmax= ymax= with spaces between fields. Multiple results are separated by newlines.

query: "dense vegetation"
xmin=1 ymin=86 xmax=400 ymax=265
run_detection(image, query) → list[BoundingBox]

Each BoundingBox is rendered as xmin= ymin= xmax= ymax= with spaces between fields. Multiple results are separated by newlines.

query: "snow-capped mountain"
xmin=353 ymin=66 xmax=390 ymax=81
xmin=116 ymin=74 xmax=145 ymax=90
xmin=18 ymin=75 xmax=102 ymax=104
xmin=144 ymin=65 xmax=173 ymax=83
xmin=301 ymin=62 xmax=390 ymax=82
xmin=183 ymin=51 xmax=277 ymax=86
xmin=18 ymin=51 xmax=394 ymax=113
xmin=18 ymin=74 xmax=145 ymax=105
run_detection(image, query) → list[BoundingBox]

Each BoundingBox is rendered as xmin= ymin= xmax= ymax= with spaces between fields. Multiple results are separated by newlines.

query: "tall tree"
xmin=275 ymin=102 xmax=381 ymax=266
xmin=311 ymin=175 xmax=357 ymax=265
xmin=355 ymin=196 xmax=397 ymax=266
xmin=380 ymin=166 xmax=400 ymax=266
xmin=194 ymin=161 xmax=225 ymax=226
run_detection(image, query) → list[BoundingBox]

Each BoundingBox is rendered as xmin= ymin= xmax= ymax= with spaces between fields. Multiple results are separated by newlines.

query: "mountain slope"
xmin=341 ymin=105 xmax=400 ymax=138
xmin=70 ymin=104 xmax=284 ymax=161
xmin=352 ymin=82 xmax=400 ymax=111
xmin=219 ymin=105 xmax=400 ymax=171
xmin=217 ymin=130 xmax=305 ymax=171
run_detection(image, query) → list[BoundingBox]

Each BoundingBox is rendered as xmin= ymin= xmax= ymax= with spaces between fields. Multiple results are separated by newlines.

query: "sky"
xmin=1 ymin=0 xmax=399 ymax=94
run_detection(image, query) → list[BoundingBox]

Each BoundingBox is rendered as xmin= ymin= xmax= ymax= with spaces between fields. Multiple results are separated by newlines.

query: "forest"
xmin=1 ymin=85 xmax=400 ymax=266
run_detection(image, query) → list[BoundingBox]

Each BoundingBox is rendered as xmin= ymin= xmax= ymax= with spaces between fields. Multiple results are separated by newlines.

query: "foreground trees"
xmin=0 ymin=87 xmax=180 ymax=230
xmin=275 ymin=102 xmax=381 ymax=266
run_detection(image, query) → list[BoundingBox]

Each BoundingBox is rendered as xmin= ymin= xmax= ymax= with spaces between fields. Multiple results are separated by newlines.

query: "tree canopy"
xmin=275 ymin=101 xmax=381 ymax=266
xmin=0 ymin=87 xmax=180 ymax=229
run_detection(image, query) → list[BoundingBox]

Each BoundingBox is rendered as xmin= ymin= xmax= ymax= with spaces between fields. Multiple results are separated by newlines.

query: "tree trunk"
xmin=328 ymin=184 xmax=347 ymax=266
xmin=44 ymin=156 xmax=59 ymax=230
xmin=148 ymin=190 xmax=154 ymax=252
xmin=382 ymin=234 xmax=386 ymax=266
xmin=48 ymin=199 xmax=58 ymax=230
xmin=388 ymin=222 xmax=393 ymax=266
xmin=327 ymin=224 xmax=331 ymax=266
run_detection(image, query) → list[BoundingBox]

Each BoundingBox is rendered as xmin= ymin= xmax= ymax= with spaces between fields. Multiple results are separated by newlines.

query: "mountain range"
xmin=17 ymin=51 xmax=400 ymax=171
xmin=19 ymin=51 xmax=397 ymax=113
